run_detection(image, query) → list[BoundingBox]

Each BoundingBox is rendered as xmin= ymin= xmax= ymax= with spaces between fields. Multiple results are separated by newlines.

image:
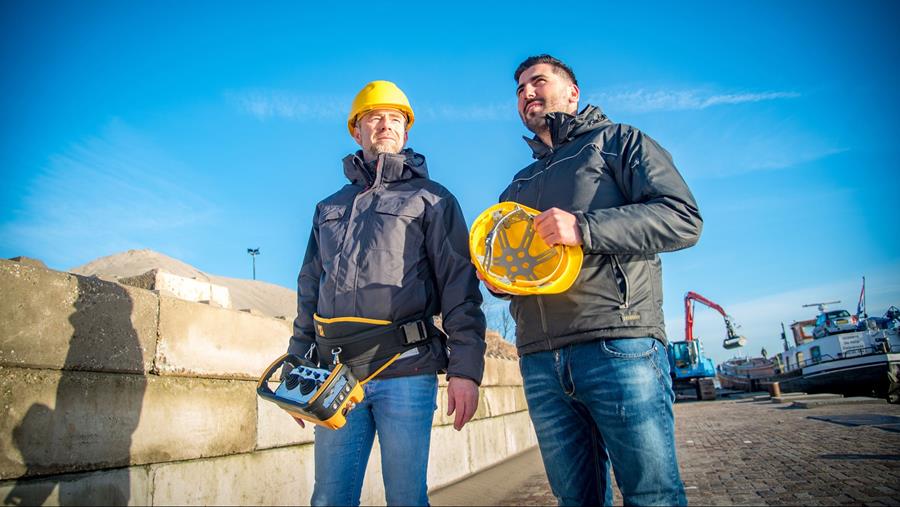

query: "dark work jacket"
xmin=289 ymin=149 xmax=487 ymax=383
xmin=499 ymin=105 xmax=703 ymax=356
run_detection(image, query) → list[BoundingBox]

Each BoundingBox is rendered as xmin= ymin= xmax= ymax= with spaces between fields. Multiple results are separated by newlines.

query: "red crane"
xmin=684 ymin=291 xmax=747 ymax=349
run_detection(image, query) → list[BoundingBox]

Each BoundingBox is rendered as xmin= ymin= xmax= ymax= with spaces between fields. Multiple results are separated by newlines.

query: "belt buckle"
xmin=401 ymin=321 xmax=427 ymax=345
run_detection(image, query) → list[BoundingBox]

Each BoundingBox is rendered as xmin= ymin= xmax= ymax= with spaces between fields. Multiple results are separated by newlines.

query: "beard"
xmin=520 ymin=92 xmax=572 ymax=135
xmin=365 ymin=138 xmax=403 ymax=159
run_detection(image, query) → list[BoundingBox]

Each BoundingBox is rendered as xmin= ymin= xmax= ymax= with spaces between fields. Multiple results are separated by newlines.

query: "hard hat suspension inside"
xmin=481 ymin=206 xmax=565 ymax=288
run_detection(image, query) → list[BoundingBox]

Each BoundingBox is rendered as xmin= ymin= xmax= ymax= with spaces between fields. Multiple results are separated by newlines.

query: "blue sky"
xmin=2 ymin=1 xmax=899 ymax=364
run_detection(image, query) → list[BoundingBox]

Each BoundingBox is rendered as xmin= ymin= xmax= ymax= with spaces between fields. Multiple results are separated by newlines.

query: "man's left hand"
xmin=447 ymin=377 xmax=479 ymax=431
xmin=533 ymin=208 xmax=583 ymax=246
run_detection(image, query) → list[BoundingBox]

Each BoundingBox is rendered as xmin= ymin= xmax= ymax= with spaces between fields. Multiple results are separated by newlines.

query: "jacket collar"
xmin=342 ymin=148 xmax=429 ymax=187
xmin=524 ymin=104 xmax=609 ymax=159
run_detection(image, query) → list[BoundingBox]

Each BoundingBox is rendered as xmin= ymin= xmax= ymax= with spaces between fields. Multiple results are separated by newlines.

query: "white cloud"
xmin=587 ymin=88 xmax=800 ymax=114
xmin=0 ymin=120 xmax=218 ymax=267
xmin=226 ymin=90 xmax=345 ymax=120
xmin=227 ymin=89 xmax=513 ymax=122
xmin=229 ymin=85 xmax=799 ymax=122
xmin=415 ymin=103 xmax=512 ymax=121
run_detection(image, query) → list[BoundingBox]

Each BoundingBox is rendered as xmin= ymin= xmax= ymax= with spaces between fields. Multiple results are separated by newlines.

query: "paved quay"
xmin=431 ymin=396 xmax=900 ymax=506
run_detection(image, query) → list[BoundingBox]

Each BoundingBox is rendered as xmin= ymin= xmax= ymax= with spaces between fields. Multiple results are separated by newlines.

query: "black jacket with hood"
xmin=289 ymin=149 xmax=486 ymax=383
xmin=499 ymin=105 xmax=702 ymax=355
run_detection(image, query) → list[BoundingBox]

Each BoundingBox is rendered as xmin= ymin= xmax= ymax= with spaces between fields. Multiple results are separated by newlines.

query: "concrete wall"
xmin=0 ymin=259 xmax=536 ymax=506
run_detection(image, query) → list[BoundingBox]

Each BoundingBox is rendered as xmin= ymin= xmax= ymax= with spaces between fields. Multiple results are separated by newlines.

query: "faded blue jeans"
xmin=311 ymin=374 xmax=438 ymax=506
xmin=520 ymin=338 xmax=687 ymax=506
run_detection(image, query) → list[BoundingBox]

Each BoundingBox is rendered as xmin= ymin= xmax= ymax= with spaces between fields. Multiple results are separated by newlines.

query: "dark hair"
xmin=514 ymin=54 xmax=578 ymax=85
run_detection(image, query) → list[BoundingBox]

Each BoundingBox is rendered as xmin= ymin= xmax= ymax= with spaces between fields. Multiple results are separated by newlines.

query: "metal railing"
xmin=792 ymin=343 xmax=890 ymax=370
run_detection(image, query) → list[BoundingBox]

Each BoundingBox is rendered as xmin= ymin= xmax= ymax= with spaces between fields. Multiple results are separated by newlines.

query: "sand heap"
xmin=70 ymin=249 xmax=297 ymax=321
xmin=69 ymin=248 xmax=517 ymax=358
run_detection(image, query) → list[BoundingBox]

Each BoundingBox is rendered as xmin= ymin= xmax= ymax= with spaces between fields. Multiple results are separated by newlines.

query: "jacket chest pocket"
xmin=317 ymin=205 xmax=348 ymax=270
xmin=369 ymin=198 xmax=425 ymax=253
xmin=357 ymin=198 xmax=426 ymax=287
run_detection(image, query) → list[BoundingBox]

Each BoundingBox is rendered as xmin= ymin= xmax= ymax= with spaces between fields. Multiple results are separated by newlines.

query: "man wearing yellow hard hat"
xmin=286 ymin=80 xmax=486 ymax=506
xmin=477 ymin=55 xmax=702 ymax=505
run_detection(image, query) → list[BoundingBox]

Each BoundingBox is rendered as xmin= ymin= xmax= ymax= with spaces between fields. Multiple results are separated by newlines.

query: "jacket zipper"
xmin=535 ymin=150 xmax=554 ymax=339
xmin=611 ymin=255 xmax=631 ymax=309
xmin=334 ymin=156 xmax=383 ymax=312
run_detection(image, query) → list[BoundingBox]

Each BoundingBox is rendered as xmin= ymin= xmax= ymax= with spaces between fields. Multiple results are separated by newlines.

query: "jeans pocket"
xmin=600 ymin=337 xmax=656 ymax=359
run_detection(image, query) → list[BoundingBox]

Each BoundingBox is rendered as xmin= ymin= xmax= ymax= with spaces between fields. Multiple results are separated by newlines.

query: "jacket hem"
xmin=516 ymin=326 xmax=667 ymax=356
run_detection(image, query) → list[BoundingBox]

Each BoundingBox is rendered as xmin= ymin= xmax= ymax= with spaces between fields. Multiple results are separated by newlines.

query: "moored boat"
xmin=767 ymin=312 xmax=900 ymax=401
xmin=717 ymin=355 xmax=776 ymax=392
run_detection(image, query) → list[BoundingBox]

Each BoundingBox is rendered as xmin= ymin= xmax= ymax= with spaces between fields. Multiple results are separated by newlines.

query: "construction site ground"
xmin=431 ymin=395 xmax=900 ymax=506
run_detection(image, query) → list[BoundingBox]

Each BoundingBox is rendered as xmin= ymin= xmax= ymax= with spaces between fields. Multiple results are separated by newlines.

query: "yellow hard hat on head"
xmin=347 ymin=80 xmax=415 ymax=136
xmin=469 ymin=202 xmax=583 ymax=296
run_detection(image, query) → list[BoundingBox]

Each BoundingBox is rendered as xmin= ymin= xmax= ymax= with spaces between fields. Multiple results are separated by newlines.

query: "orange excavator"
xmin=684 ymin=291 xmax=747 ymax=350
xmin=667 ymin=291 xmax=747 ymax=400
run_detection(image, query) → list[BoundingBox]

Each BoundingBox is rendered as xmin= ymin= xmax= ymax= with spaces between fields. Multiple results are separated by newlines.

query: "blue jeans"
xmin=520 ymin=338 xmax=686 ymax=506
xmin=311 ymin=374 xmax=438 ymax=506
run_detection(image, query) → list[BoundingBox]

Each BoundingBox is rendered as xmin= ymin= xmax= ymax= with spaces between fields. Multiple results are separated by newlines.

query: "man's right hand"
xmin=475 ymin=270 xmax=513 ymax=295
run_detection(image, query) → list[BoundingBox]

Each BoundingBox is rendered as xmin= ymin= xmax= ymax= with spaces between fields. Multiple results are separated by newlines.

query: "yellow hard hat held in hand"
xmin=469 ymin=202 xmax=583 ymax=296
xmin=347 ymin=80 xmax=415 ymax=136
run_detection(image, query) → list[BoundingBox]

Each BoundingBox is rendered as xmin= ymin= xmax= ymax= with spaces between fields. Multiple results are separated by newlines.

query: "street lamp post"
xmin=247 ymin=248 xmax=260 ymax=280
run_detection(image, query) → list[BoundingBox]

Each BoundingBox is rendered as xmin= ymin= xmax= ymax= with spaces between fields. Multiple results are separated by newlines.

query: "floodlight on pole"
xmin=247 ymin=248 xmax=260 ymax=280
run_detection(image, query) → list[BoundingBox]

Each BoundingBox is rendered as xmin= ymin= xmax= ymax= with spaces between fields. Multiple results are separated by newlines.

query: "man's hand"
xmin=447 ymin=377 xmax=479 ymax=431
xmin=533 ymin=208 xmax=583 ymax=246
xmin=475 ymin=269 xmax=513 ymax=295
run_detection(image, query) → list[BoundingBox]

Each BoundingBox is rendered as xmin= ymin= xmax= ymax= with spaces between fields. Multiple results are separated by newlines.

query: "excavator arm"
xmin=684 ymin=291 xmax=747 ymax=350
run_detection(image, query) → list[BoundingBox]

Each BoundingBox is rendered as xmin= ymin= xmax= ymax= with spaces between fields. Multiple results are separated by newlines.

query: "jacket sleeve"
xmin=424 ymin=194 xmax=487 ymax=384
xmin=574 ymin=127 xmax=703 ymax=255
xmin=288 ymin=210 xmax=322 ymax=361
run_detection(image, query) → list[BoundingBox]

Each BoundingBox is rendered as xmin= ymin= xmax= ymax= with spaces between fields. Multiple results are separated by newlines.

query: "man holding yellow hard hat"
xmin=287 ymin=80 xmax=486 ymax=506
xmin=476 ymin=55 xmax=702 ymax=506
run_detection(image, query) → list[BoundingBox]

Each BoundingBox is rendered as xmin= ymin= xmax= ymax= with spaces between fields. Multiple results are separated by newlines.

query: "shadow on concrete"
xmin=807 ymin=413 xmax=900 ymax=434
xmin=819 ymin=454 xmax=900 ymax=461
xmin=5 ymin=276 xmax=147 ymax=506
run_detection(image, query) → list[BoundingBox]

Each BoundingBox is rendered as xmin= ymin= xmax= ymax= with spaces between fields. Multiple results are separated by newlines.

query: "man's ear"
xmin=569 ymin=83 xmax=580 ymax=105
xmin=352 ymin=125 xmax=363 ymax=147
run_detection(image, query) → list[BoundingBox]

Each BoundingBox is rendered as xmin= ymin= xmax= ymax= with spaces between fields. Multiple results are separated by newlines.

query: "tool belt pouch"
xmin=313 ymin=314 xmax=440 ymax=380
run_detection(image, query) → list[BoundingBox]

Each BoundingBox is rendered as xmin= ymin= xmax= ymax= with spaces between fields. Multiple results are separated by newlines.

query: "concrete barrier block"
xmin=257 ymin=388 xmax=315 ymax=450
xmin=514 ymin=386 xmax=528 ymax=412
xmin=133 ymin=375 xmax=257 ymax=464
xmin=209 ymin=281 xmax=233 ymax=309
xmin=427 ymin=424 xmax=472 ymax=491
xmin=0 ymin=466 xmax=150 ymax=506
xmin=0 ymin=368 xmax=256 ymax=479
xmin=483 ymin=386 xmax=528 ymax=417
xmin=156 ymin=296 xmax=291 ymax=379
xmin=150 ymin=445 xmax=314 ymax=506
xmin=503 ymin=411 xmax=538 ymax=456
xmin=465 ymin=416 xmax=510 ymax=472
xmin=120 ymin=269 xmax=232 ymax=309
xmin=481 ymin=357 xmax=522 ymax=386
xmin=0 ymin=260 xmax=158 ymax=374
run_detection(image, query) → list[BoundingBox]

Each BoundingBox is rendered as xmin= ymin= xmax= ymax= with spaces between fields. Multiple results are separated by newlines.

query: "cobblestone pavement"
xmin=439 ymin=397 xmax=900 ymax=506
